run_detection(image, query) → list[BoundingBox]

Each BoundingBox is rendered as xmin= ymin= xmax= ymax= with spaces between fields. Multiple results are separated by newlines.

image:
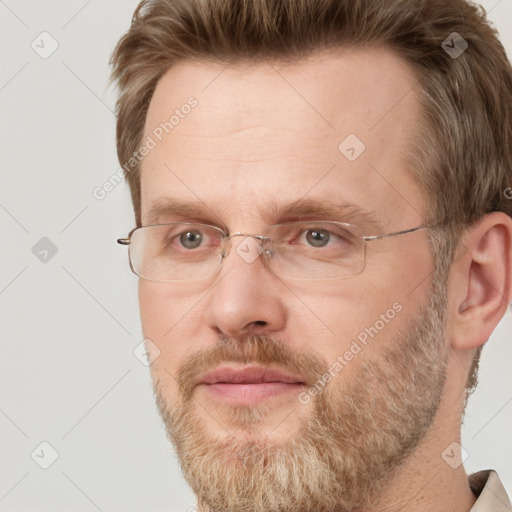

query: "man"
xmin=110 ymin=0 xmax=512 ymax=510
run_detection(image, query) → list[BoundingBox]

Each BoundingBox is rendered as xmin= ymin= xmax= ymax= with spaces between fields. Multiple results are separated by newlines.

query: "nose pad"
xmin=262 ymin=247 xmax=274 ymax=260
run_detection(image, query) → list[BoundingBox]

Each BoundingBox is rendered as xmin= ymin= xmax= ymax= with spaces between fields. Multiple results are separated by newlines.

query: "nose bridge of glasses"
xmin=221 ymin=232 xmax=271 ymax=259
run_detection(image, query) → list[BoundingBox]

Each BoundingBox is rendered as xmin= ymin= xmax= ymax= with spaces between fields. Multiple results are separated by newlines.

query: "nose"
xmin=204 ymin=233 xmax=288 ymax=338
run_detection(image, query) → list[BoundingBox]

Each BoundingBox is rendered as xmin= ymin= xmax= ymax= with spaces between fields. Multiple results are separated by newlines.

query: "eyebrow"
xmin=144 ymin=197 xmax=383 ymax=234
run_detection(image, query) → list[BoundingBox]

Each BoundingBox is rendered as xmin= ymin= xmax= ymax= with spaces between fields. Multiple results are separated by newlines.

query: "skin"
xmin=136 ymin=47 xmax=512 ymax=511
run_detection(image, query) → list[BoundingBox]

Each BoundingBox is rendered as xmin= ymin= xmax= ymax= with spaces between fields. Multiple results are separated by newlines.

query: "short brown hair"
xmin=109 ymin=0 xmax=512 ymax=401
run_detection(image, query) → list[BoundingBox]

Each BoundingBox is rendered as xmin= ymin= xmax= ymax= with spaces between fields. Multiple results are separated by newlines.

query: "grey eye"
xmin=305 ymin=229 xmax=330 ymax=247
xmin=179 ymin=230 xmax=203 ymax=249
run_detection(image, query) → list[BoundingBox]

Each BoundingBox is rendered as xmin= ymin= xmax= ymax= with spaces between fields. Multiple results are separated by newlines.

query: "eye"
xmin=164 ymin=225 xmax=223 ymax=252
xmin=178 ymin=229 xmax=203 ymax=249
xmin=296 ymin=225 xmax=354 ymax=249
xmin=304 ymin=228 xmax=331 ymax=248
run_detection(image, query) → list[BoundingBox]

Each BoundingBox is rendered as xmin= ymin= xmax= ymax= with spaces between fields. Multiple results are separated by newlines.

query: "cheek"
xmin=138 ymin=281 xmax=206 ymax=379
xmin=294 ymin=276 xmax=391 ymax=330
xmin=139 ymin=282 xmax=183 ymax=374
xmin=294 ymin=272 xmax=418 ymax=366
xmin=138 ymin=280 xmax=204 ymax=331
xmin=139 ymin=282 xmax=168 ymax=335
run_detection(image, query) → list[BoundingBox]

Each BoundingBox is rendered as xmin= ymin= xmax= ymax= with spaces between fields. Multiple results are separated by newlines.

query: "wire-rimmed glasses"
xmin=117 ymin=220 xmax=435 ymax=283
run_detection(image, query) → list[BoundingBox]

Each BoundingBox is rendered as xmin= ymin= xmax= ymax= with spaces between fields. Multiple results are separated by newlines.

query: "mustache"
xmin=176 ymin=333 xmax=329 ymax=401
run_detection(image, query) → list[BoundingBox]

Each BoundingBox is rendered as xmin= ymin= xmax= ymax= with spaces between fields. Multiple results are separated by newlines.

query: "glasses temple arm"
xmin=363 ymin=223 xmax=439 ymax=242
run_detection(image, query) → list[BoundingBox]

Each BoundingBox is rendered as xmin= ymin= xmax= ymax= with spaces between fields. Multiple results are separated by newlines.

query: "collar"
xmin=469 ymin=470 xmax=512 ymax=511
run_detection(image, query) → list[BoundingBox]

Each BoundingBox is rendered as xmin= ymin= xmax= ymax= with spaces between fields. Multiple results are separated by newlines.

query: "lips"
xmin=199 ymin=366 xmax=305 ymax=385
xmin=197 ymin=366 xmax=307 ymax=405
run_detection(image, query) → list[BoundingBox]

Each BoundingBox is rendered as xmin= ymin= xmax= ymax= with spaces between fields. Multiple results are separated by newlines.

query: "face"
xmin=138 ymin=48 xmax=449 ymax=512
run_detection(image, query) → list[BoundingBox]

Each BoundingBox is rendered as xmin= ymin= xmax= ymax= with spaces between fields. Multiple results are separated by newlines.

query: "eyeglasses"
xmin=117 ymin=221 xmax=435 ymax=283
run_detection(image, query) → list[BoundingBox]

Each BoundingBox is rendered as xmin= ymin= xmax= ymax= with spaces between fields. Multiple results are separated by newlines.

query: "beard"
xmin=150 ymin=271 xmax=449 ymax=512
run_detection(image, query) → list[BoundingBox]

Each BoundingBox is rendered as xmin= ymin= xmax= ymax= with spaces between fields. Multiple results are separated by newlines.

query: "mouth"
xmin=197 ymin=366 xmax=307 ymax=406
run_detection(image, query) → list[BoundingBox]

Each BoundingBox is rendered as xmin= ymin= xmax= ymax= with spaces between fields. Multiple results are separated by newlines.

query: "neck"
xmin=360 ymin=440 xmax=476 ymax=512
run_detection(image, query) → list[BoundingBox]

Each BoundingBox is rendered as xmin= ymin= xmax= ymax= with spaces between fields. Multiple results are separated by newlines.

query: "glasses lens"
xmin=265 ymin=221 xmax=365 ymax=280
xmin=127 ymin=221 xmax=365 ymax=282
xmin=129 ymin=223 xmax=224 ymax=282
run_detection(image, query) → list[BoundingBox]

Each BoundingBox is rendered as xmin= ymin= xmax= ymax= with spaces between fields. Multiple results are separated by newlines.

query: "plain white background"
xmin=1 ymin=1 xmax=511 ymax=511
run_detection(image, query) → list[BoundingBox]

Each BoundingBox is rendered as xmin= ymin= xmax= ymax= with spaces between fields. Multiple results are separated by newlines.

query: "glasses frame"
xmin=117 ymin=220 xmax=438 ymax=283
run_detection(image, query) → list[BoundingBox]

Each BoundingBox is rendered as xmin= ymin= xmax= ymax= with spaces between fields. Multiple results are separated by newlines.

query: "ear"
xmin=448 ymin=212 xmax=512 ymax=350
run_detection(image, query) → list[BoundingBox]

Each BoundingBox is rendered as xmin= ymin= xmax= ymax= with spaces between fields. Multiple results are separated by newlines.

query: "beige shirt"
xmin=469 ymin=470 xmax=512 ymax=511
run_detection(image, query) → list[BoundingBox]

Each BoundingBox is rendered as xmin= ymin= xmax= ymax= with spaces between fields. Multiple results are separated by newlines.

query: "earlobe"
xmin=449 ymin=213 xmax=512 ymax=351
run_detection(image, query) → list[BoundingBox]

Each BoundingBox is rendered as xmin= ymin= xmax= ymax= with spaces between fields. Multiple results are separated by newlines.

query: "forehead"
xmin=140 ymin=47 xmax=425 ymax=230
